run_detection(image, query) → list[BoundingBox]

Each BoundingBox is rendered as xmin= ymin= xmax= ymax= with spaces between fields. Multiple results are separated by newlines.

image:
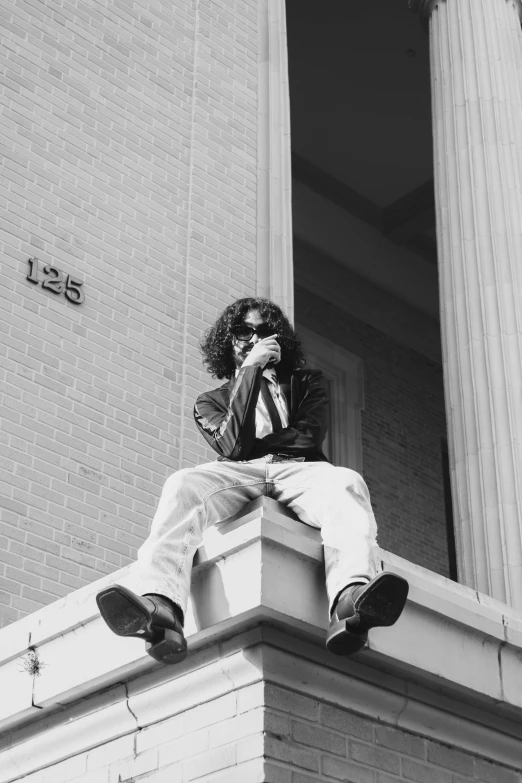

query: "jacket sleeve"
xmin=193 ymin=365 xmax=262 ymax=460
xmin=248 ymin=369 xmax=329 ymax=459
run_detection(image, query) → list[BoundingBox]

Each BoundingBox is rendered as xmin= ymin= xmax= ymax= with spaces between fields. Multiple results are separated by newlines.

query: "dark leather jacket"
xmin=193 ymin=365 xmax=330 ymax=462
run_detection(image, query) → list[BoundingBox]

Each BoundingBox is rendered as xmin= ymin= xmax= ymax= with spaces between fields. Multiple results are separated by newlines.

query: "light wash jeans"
xmin=133 ymin=458 xmax=379 ymax=618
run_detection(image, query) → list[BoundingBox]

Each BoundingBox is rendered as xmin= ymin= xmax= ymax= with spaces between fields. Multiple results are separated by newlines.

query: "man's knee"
xmin=328 ymin=465 xmax=363 ymax=484
xmin=327 ymin=466 xmax=370 ymax=498
xmin=163 ymin=467 xmax=207 ymax=497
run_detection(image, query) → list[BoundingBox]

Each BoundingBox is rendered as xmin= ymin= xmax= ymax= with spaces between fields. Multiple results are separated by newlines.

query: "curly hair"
xmin=200 ymin=297 xmax=306 ymax=379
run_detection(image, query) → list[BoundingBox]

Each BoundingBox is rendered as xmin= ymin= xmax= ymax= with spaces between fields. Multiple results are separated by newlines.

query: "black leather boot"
xmin=96 ymin=584 xmax=187 ymax=665
xmin=326 ymin=572 xmax=409 ymax=656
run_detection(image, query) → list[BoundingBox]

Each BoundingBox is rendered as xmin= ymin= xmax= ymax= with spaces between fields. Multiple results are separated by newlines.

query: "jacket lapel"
xmin=222 ymin=369 xmax=295 ymax=419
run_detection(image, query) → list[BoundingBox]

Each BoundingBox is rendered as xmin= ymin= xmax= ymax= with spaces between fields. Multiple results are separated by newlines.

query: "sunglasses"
xmin=232 ymin=325 xmax=275 ymax=341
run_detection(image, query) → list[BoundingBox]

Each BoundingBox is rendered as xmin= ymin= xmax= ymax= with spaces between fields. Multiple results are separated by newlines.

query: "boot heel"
xmin=326 ymin=620 xmax=367 ymax=656
xmin=146 ymin=628 xmax=188 ymax=665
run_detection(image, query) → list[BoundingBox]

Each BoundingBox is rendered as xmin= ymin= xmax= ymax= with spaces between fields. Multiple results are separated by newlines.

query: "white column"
xmin=257 ymin=0 xmax=294 ymax=322
xmin=410 ymin=0 xmax=522 ymax=608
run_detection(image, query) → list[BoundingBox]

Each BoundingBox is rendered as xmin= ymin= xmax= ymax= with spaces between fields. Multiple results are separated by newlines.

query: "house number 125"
xmin=26 ymin=257 xmax=85 ymax=304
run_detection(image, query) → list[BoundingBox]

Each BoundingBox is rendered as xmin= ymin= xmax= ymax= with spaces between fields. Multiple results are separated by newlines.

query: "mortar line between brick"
xmin=178 ymin=0 xmax=201 ymax=469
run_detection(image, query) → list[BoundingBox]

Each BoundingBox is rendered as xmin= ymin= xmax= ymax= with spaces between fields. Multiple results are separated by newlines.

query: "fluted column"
xmin=410 ymin=0 xmax=522 ymax=608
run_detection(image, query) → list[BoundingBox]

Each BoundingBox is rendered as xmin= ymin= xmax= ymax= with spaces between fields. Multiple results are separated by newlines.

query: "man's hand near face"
xmin=241 ymin=335 xmax=281 ymax=369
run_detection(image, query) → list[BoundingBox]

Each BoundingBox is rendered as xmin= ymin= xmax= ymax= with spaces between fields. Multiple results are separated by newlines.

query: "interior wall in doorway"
xmin=294 ymin=243 xmax=449 ymax=578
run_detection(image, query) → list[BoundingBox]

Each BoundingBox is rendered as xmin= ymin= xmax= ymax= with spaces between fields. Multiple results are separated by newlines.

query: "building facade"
xmin=1 ymin=0 xmax=452 ymax=625
xmin=1 ymin=1 xmax=522 ymax=782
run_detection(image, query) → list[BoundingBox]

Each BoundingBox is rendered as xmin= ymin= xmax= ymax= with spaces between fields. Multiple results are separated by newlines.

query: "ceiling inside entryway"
xmin=287 ymin=0 xmax=438 ymax=316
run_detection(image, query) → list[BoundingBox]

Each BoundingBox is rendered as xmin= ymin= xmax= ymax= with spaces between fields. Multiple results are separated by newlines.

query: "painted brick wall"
xmin=10 ymin=684 xmax=267 ymax=783
xmin=0 ymin=0 xmax=257 ymax=626
xmin=14 ymin=681 xmax=521 ymax=783
xmin=295 ymin=281 xmax=450 ymax=578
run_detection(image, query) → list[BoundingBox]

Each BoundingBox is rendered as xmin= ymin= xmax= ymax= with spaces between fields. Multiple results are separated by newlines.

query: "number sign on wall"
xmin=26 ymin=258 xmax=85 ymax=304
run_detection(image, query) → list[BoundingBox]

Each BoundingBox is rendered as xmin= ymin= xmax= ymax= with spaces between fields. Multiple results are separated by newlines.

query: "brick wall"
xmin=0 ymin=0 xmax=257 ymax=626
xmin=295 ymin=278 xmax=449 ymax=578
xmin=263 ymin=684 xmax=521 ymax=783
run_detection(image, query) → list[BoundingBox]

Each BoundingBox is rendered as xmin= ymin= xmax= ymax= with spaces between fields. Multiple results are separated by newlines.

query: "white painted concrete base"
xmin=1 ymin=498 xmax=521 ymax=781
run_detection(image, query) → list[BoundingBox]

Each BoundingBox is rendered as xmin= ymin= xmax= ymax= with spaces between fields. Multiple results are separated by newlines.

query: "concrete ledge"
xmin=1 ymin=497 xmax=522 ymax=777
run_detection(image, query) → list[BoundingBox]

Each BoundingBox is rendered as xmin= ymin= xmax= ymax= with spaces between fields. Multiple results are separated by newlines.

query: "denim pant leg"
xmin=131 ymin=460 xmax=268 ymax=615
xmin=270 ymin=462 xmax=379 ymax=613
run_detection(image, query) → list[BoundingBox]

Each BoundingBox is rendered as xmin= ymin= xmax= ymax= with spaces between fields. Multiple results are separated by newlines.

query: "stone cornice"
xmin=1 ymin=497 xmax=522 ymax=780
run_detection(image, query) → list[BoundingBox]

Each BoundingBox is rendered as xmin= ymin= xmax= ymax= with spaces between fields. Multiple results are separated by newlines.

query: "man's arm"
xmin=193 ymin=365 xmax=262 ymax=460
xmin=248 ymin=369 xmax=329 ymax=460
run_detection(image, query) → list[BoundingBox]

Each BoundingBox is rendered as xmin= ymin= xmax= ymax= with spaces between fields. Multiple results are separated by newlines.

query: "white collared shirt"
xmin=236 ymin=367 xmax=289 ymax=438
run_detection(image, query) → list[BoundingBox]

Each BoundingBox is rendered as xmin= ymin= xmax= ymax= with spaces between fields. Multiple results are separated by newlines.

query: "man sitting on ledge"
xmin=96 ymin=297 xmax=409 ymax=664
